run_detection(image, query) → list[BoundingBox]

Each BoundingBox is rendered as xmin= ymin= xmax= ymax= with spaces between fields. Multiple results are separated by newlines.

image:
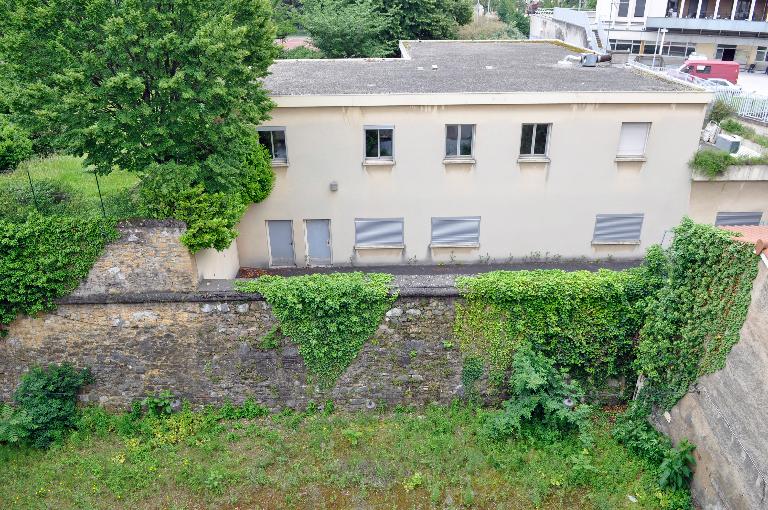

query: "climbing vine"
xmin=454 ymin=259 xmax=664 ymax=389
xmin=235 ymin=272 xmax=396 ymax=386
xmin=635 ymin=218 xmax=758 ymax=409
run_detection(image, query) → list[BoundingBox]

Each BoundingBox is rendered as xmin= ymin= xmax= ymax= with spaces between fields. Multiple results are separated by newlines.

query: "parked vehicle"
xmin=678 ymin=60 xmax=740 ymax=84
xmin=706 ymin=78 xmax=742 ymax=90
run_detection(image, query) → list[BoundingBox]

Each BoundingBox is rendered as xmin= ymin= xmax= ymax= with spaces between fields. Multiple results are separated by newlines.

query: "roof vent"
xmin=416 ymin=66 xmax=424 ymax=70
xmin=485 ymin=65 xmax=494 ymax=70
xmin=431 ymin=64 xmax=438 ymax=70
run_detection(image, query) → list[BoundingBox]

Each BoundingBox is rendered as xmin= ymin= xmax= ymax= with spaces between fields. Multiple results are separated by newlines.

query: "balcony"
xmin=646 ymin=16 xmax=768 ymax=33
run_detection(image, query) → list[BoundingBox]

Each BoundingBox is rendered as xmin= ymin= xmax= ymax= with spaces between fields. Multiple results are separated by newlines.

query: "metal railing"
xmin=535 ymin=8 xmax=554 ymax=18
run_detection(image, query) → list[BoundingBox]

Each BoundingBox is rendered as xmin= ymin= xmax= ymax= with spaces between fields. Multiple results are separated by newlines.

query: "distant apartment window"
xmin=715 ymin=212 xmax=763 ymax=226
xmin=431 ymin=217 xmax=481 ymax=247
xmin=365 ymin=126 xmax=394 ymax=160
xmin=257 ymin=127 xmax=287 ymax=162
xmin=758 ymin=46 xmax=768 ymax=62
xmin=715 ymin=44 xmax=737 ymax=59
xmin=445 ymin=124 xmax=474 ymax=158
xmin=354 ymin=218 xmax=404 ymax=248
xmin=618 ymin=0 xmax=629 ymax=16
xmin=520 ymin=124 xmax=550 ymax=157
xmin=634 ymin=0 xmax=646 ymax=17
xmin=617 ymin=122 xmax=651 ymax=158
xmin=593 ymin=214 xmax=644 ymax=243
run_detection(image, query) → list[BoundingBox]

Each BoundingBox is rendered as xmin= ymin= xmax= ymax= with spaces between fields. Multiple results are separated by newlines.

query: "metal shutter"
xmin=617 ymin=122 xmax=650 ymax=156
xmin=354 ymin=218 xmax=404 ymax=247
xmin=431 ymin=217 xmax=480 ymax=246
xmin=715 ymin=212 xmax=763 ymax=226
xmin=593 ymin=214 xmax=644 ymax=242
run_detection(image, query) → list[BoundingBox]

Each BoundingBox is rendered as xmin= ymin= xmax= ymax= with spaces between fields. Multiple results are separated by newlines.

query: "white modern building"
xmin=531 ymin=1 xmax=768 ymax=67
xmin=193 ymin=40 xmax=767 ymax=277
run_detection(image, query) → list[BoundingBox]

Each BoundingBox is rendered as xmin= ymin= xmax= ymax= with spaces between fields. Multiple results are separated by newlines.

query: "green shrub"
xmin=720 ymin=118 xmax=768 ymax=148
xmin=659 ymin=439 xmax=696 ymax=491
xmin=235 ymin=273 xmax=397 ymax=385
xmin=278 ymin=46 xmax=325 ymax=59
xmin=0 ymin=213 xmax=119 ymax=329
xmin=612 ymin=401 xmax=671 ymax=465
xmin=454 ymin=266 xmax=655 ymax=388
xmin=138 ymin=138 xmax=274 ymax=252
xmin=481 ymin=344 xmax=592 ymax=441
xmin=707 ymin=99 xmax=735 ymax=124
xmin=0 ymin=118 xmax=33 ymax=172
xmin=5 ymin=363 xmax=94 ymax=448
xmin=635 ymin=218 xmax=757 ymax=409
xmin=0 ymin=179 xmax=84 ymax=221
xmin=689 ymin=149 xmax=733 ymax=178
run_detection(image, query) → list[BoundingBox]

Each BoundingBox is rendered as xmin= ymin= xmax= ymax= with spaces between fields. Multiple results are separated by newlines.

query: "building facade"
xmin=196 ymin=40 xmax=717 ymax=277
xmin=531 ymin=1 xmax=768 ymax=67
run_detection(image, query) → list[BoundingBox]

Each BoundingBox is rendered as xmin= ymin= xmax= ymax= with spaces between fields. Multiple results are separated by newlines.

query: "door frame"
xmin=304 ymin=219 xmax=332 ymax=267
xmin=265 ymin=219 xmax=295 ymax=267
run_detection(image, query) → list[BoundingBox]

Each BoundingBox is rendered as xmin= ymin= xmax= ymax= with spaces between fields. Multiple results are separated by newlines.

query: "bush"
xmin=278 ymin=46 xmax=325 ymax=59
xmin=0 ymin=213 xmax=118 ymax=328
xmin=0 ymin=118 xmax=33 ymax=172
xmin=302 ymin=0 xmax=395 ymax=58
xmin=457 ymin=19 xmax=523 ymax=40
xmin=482 ymin=344 xmax=592 ymax=441
xmin=720 ymin=118 xmax=768 ymax=148
xmin=659 ymin=439 xmax=696 ymax=491
xmin=138 ymin=138 xmax=273 ymax=252
xmin=454 ymin=266 xmax=655 ymax=388
xmin=235 ymin=272 xmax=397 ymax=385
xmin=612 ymin=401 xmax=671 ymax=465
xmin=0 ymin=179 xmax=83 ymax=221
xmin=689 ymin=148 xmax=733 ymax=178
xmin=707 ymin=99 xmax=735 ymax=124
xmin=2 ymin=363 xmax=94 ymax=448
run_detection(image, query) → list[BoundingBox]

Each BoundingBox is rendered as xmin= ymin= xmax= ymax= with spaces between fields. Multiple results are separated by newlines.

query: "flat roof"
xmin=263 ymin=40 xmax=693 ymax=97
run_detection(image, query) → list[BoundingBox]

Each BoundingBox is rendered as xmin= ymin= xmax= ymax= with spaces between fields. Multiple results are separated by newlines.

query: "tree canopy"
xmin=0 ymin=0 xmax=278 ymax=175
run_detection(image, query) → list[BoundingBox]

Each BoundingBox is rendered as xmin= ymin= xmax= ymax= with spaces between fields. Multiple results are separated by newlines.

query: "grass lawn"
xmin=0 ymin=155 xmax=139 ymax=219
xmin=0 ymin=404 xmax=676 ymax=510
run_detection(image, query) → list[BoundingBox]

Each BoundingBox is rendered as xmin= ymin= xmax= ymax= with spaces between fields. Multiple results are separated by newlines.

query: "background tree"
xmin=302 ymin=0 xmax=395 ymax=58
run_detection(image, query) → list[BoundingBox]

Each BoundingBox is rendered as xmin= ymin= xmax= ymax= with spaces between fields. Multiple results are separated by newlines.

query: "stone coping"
xmin=692 ymin=165 xmax=768 ymax=181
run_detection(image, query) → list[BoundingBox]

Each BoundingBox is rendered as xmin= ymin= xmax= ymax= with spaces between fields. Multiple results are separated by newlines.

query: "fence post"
xmin=25 ymin=166 xmax=39 ymax=212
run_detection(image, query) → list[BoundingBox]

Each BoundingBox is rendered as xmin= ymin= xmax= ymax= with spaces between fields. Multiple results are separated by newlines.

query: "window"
xmin=634 ymin=0 xmax=646 ymax=16
xmin=445 ymin=124 xmax=474 ymax=158
xmin=695 ymin=64 xmax=712 ymax=74
xmin=354 ymin=218 xmax=404 ymax=248
xmin=715 ymin=44 xmax=737 ymax=59
xmin=617 ymin=122 xmax=650 ymax=158
xmin=431 ymin=217 xmax=480 ymax=247
xmin=715 ymin=212 xmax=763 ymax=226
xmin=757 ymin=46 xmax=768 ymax=62
xmin=618 ymin=0 xmax=629 ymax=16
xmin=593 ymin=214 xmax=644 ymax=243
xmin=365 ymin=126 xmax=394 ymax=160
xmin=520 ymin=123 xmax=550 ymax=157
xmin=257 ymin=127 xmax=287 ymax=163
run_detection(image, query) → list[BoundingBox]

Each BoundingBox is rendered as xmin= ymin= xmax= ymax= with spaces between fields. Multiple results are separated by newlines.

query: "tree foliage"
xmin=236 ymin=273 xmax=397 ymax=385
xmin=0 ymin=118 xmax=33 ymax=172
xmin=0 ymin=0 xmax=278 ymax=173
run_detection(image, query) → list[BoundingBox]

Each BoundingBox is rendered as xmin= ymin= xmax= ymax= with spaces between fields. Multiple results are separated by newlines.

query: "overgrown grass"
xmin=0 ymin=155 xmax=139 ymax=219
xmin=720 ymin=118 xmax=768 ymax=148
xmin=0 ymin=403 xmax=687 ymax=510
xmin=689 ymin=148 xmax=768 ymax=178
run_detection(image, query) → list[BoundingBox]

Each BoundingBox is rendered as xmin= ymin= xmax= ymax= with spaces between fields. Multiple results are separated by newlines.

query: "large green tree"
xmin=0 ymin=0 xmax=278 ymax=174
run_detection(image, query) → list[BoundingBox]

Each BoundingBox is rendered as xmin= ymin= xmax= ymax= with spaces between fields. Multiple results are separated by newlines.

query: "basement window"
xmin=715 ymin=211 xmax=763 ymax=226
xmin=431 ymin=217 xmax=481 ymax=247
xmin=257 ymin=127 xmax=288 ymax=164
xmin=592 ymin=214 xmax=644 ymax=244
xmin=354 ymin=218 xmax=404 ymax=248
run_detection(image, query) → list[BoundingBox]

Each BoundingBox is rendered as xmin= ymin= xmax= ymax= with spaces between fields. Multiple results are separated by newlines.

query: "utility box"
xmin=715 ymin=133 xmax=741 ymax=153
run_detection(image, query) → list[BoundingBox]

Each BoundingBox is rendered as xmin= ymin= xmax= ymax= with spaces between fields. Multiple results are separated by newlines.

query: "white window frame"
xmin=444 ymin=124 xmax=475 ymax=160
xmin=363 ymin=125 xmax=394 ymax=162
xmin=616 ymin=122 xmax=651 ymax=160
xmin=256 ymin=126 xmax=288 ymax=164
xmin=519 ymin=123 xmax=551 ymax=159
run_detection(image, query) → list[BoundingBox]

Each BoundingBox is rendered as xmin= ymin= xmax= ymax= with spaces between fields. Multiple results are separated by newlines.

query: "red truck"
xmin=678 ymin=60 xmax=740 ymax=84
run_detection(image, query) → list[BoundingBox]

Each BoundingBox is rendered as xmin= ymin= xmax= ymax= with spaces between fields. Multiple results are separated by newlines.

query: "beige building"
xmin=197 ymin=40 xmax=727 ymax=278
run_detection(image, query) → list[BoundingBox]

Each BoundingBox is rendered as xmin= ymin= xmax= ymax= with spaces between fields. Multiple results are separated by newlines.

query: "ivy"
xmin=0 ymin=213 xmax=118 ymax=330
xmin=635 ymin=218 xmax=757 ymax=409
xmin=235 ymin=273 xmax=397 ymax=386
xmin=454 ymin=263 xmax=661 ymax=389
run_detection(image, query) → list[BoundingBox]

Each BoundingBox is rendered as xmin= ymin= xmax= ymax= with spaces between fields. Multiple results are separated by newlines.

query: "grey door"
xmin=306 ymin=219 xmax=332 ymax=266
xmin=267 ymin=220 xmax=294 ymax=266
